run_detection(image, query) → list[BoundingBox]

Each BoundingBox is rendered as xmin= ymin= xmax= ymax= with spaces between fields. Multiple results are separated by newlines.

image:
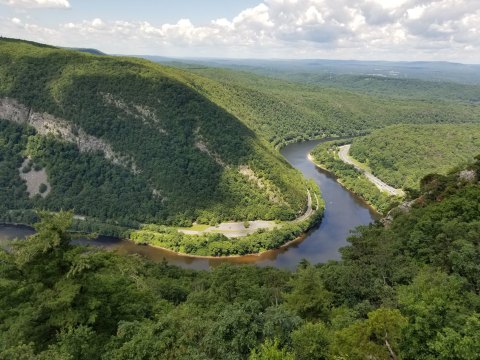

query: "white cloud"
xmin=1 ymin=0 xmax=70 ymax=8
xmin=0 ymin=0 xmax=479 ymax=62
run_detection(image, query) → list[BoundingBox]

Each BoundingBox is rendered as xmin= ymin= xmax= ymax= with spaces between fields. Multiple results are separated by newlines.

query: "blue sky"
xmin=1 ymin=1 xmax=261 ymax=27
xmin=1 ymin=0 xmax=479 ymax=62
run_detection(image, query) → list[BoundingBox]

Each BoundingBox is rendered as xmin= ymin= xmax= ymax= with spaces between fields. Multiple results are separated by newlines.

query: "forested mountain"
xmin=1 ymin=157 xmax=479 ymax=359
xmin=0 ymin=38 xmax=307 ymax=228
xmin=349 ymin=124 xmax=480 ymax=190
xmin=173 ymin=66 xmax=480 ymax=147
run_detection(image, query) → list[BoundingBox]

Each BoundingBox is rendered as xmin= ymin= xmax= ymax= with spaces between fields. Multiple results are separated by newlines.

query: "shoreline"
xmin=307 ymin=153 xmax=382 ymax=216
xmin=143 ymin=232 xmax=309 ymax=260
xmin=2 ymin=150 xmax=371 ymax=261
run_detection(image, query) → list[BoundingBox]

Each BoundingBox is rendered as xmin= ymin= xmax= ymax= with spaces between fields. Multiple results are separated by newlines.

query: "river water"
xmin=0 ymin=139 xmax=379 ymax=270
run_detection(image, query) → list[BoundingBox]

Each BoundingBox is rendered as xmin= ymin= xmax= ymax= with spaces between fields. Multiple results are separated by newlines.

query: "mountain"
xmin=178 ymin=66 xmax=480 ymax=147
xmin=0 ymin=38 xmax=306 ymax=228
xmin=146 ymin=56 xmax=480 ymax=85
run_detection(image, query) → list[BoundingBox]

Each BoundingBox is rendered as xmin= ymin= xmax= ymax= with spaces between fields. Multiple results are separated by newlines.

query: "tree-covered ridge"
xmin=222 ymin=67 xmax=480 ymax=103
xmin=177 ymin=67 xmax=480 ymax=147
xmin=0 ymin=38 xmax=307 ymax=226
xmin=349 ymin=124 xmax=480 ymax=190
xmin=1 ymin=158 xmax=479 ymax=359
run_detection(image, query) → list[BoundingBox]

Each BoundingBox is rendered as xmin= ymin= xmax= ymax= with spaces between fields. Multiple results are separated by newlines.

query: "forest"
xmin=0 ymin=38 xmax=307 ymax=228
xmin=349 ymin=124 xmax=480 ymax=190
xmin=177 ymin=66 xmax=480 ymax=147
xmin=1 ymin=157 xmax=479 ymax=359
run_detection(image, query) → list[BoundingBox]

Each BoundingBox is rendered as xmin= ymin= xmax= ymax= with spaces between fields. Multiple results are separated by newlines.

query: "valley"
xmin=1 ymin=138 xmax=378 ymax=269
xmin=1 ymin=0 xmax=479 ymax=357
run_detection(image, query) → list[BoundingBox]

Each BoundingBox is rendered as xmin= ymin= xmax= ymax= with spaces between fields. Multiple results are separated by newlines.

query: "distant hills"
xmin=143 ymin=56 xmax=480 ymax=85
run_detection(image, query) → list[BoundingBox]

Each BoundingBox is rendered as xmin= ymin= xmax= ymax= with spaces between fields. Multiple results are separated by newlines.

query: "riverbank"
xmin=129 ymin=181 xmax=324 ymax=257
xmin=309 ymin=140 xmax=402 ymax=214
xmin=338 ymin=145 xmax=405 ymax=196
xmin=1 ymin=138 xmax=379 ymax=269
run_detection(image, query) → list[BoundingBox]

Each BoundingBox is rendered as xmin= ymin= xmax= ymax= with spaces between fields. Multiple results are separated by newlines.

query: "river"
xmin=0 ymin=139 xmax=379 ymax=271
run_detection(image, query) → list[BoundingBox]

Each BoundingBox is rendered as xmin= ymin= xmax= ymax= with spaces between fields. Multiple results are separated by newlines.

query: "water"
xmin=0 ymin=139 xmax=379 ymax=270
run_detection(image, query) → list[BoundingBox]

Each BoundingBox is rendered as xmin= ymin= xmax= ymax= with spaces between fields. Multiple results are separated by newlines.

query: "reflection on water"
xmin=0 ymin=139 xmax=379 ymax=271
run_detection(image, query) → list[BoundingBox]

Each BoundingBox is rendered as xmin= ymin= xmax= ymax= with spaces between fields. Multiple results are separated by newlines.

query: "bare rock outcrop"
xmin=0 ymin=97 xmax=139 ymax=173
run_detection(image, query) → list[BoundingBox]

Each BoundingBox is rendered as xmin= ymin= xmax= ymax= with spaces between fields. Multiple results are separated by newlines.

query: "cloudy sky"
xmin=1 ymin=0 xmax=479 ymax=62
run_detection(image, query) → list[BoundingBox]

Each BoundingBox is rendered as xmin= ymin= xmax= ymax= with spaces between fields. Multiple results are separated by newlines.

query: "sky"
xmin=0 ymin=0 xmax=479 ymax=63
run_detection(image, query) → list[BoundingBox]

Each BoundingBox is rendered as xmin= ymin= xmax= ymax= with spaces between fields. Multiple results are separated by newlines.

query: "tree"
xmin=283 ymin=266 xmax=333 ymax=321
xmin=291 ymin=322 xmax=330 ymax=360
xmin=331 ymin=308 xmax=407 ymax=360
xmin=249 ymin=339 xmax=294 ymax=360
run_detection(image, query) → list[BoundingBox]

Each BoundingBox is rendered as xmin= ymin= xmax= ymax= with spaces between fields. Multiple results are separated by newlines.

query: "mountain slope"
xmin=171 ymin=66 xmax=480 ymax=147
xmin=0 ymin=38 xmax=306 ymax=227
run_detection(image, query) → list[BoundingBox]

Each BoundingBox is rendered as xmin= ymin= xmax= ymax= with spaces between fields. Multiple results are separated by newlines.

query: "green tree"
xmin=249 ymin=339 xmax=294 ymax=360
xmin=283 ymin=266 xmax=333 ymax=321
xmin=291 ymin=322 xmax=330 ymax=360
xmin=331 ymin=308 xmax=407 ymax=360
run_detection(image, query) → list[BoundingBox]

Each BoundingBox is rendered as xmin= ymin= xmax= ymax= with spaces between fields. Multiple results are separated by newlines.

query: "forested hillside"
xmin=1 ymin=157 xmax=479 ymax=359
xmin=349 ymin=124 xmax=480 ymax=190
xmin=0 ymin=38 xmax=307 ymax=227
xmin=170 ymin=66 xmax=480 ymax=147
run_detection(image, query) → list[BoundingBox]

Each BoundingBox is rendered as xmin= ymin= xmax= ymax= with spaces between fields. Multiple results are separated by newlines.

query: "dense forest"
xmin=1 ymin=157 xmax=479 ymax=359
xmin=175 ymin=67 xmax=480 ymax=147
xmin=350 ymin=124 xmax=480 ymax=190
xmin=213 ymin=67 xmax=480 ymax=103
xmin=310 ymin=140 xmax=401 ymax=214
xmin=0 ymin=38 xmax=307 ymax=227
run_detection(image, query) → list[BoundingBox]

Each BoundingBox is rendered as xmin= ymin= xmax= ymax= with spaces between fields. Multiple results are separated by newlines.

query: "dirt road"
xmin=178 ymin=190 xmax=315 ymax=238
xmin=338 ymin=145 xmax=404 ymax=197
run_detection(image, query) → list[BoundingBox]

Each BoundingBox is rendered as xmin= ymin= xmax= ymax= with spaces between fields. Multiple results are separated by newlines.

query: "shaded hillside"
xmin=0 ymin=39 xmax=306 ymax=227
xmin=349 ymin=124 xmax=480 ymax=189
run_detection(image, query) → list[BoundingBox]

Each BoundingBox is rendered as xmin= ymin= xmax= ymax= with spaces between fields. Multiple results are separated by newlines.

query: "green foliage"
xmin=0 ymin=121 xmax=33 ymax=217
xmin=291 ymin=322 xmax=330 ymax=360
xmin=350 ymin=124 xmax=480 ymax=189
xmin=284 ymin=266 xmax=333 ymax=321
xmin=249 ymin=339 xmax=294 ymax=360
xmin=38 ymin=183 xmax=47 ymax=194
xmin=0 ymin=38 xmax=307 ymax=228
xmin=331 ymin=308 xmax=407 ymax=359
xmin=186 ymin=67 xmax=480 ymax=147
xmin=1 ymin=159 xmax=480 ymax=359
xmin=311 ymin=140 xmax=400 ymax=213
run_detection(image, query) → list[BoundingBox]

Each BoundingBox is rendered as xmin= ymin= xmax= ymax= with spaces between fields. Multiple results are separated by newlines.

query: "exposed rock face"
xmin=0 ymin=97 xmax=138 ymax=173
xmin=458 ymin=169 xmax=477 ymax=183
xmin=102 ymin=93 xmax=167 ymax=134
xmin=18 ymin=158 xmax=51 ymax=198
xmin=381 ymin=199 xmax=416 ymax=227
xmin=239 ymin=165 xmax=283 ymax=204
xmin=195 ymin=139 xmax=226 ymax=167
